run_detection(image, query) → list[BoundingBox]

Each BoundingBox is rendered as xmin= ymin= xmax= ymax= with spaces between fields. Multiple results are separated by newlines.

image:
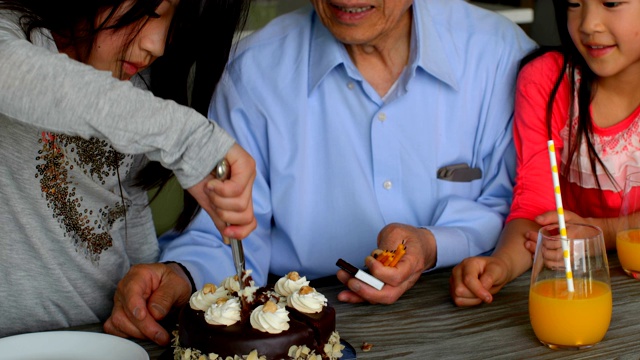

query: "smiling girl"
xmin=451 ymin=0 xmax=640 ymax=306
xmin=0 ymin=0 xmax=254 ymax=337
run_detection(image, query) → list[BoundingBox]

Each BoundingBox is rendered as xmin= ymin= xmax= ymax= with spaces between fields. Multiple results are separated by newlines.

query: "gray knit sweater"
xmin=0 ymin=11 xmax=234 ymax=337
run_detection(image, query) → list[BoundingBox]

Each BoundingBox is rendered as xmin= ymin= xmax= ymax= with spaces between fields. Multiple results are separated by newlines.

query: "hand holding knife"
xmin=214 ymin=159 xmax=246 ymax=291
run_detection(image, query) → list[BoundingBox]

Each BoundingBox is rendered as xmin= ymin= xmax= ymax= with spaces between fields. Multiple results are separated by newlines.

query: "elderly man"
xmin=106 ymin=0 xmax=536 ymax=345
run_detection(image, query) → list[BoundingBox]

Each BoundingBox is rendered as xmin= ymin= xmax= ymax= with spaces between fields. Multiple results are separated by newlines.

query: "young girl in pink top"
xmin=450 ymin=0 xmax=640 ymax=306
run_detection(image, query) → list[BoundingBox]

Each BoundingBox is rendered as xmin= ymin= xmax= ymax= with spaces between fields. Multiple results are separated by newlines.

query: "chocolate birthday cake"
xmin=171 ymin=271 xmax=343 ymax=360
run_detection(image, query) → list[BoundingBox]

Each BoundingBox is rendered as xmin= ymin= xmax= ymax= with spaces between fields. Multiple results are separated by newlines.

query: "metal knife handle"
xmin=215 ymin=159 xmax=245 ymax=290
xmin=230 ymin=239 xmax=245 ymax=280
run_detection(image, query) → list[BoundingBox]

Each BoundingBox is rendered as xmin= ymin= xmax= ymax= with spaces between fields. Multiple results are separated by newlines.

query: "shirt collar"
xmin=308 ymin=13 xmax=354 ymax=95
xmin=411 ymin=1 xmax=458 ymax=89
xmin=307 ymin=1 xmax=459 ymax=95
xmin=413 ymin=0 xmax=459 ymax=90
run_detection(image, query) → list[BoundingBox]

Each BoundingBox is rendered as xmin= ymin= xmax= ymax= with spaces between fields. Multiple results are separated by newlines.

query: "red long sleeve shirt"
xmin=508 ymin=51 xmax=640 ymax=222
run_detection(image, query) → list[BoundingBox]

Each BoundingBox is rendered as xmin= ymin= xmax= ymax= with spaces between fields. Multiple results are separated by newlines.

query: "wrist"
xmin=162 ymin=261 xmax=196 ymax=294
xmin=587 ymin=217 xmax=618 ymax=249
xmin=421 ymin=228 xmax=437 ymax=270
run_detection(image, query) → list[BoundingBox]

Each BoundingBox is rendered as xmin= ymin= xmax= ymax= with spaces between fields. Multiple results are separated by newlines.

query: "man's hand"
xmin=336 ymin=223 xmax=434 ymax=304
xmin=104 ymin=262 xmax=192 ymax=345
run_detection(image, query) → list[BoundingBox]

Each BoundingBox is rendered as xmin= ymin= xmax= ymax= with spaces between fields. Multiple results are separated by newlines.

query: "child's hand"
xmin=534 ymin=209 xmax=586 ymax=227
xmin=536 ymin=233 xmax=566 ymax=268
xmin=525 ymin=210 xmax=588 ymax=256
xmin=524 ymin=230 xmax=538 ymax=257
xmin=188 ymin=144 xmax=257 ymax=240
xmin=450 ymin=256 xmax=510 ymax=307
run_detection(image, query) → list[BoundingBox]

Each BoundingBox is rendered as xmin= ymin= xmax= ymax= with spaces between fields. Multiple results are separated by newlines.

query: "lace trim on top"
xmin=560 ymin=70 xmax=640 ymax=192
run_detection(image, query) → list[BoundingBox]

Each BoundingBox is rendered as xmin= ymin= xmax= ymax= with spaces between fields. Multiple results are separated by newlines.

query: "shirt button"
xmin=378 ymin=113 xmax=387 ymax=122
xmin=347 ymin=82 xmax=355 ymax=90
xmin=383 ymin=180 xmax=392 ymax=190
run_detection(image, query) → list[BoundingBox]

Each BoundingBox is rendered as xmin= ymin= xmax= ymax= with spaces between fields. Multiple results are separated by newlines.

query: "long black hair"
xmin=1 ymin=0 xmax=250 ymax=232
xmin=138 ymin=0 xmax=250 ymax=232
xmin=519 ymin=0 xmax=617 ymax=194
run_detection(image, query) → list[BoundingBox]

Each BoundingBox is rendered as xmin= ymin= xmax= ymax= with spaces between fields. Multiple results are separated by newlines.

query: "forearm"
xmin=0 ymin=35 xmax=233 ymax=188
xmin=491 ymin=218 xmax=538 ymax=282
xmin=582 ymin=217 xmax=619 ymax=250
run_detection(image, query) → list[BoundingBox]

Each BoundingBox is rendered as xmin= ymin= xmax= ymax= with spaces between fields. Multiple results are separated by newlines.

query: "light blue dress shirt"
xmin=160 ymin=0 xmax=537 ymax=288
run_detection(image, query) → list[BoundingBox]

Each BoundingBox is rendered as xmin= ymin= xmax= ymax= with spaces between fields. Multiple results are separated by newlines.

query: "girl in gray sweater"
xmin=0 ymin=0 xmax=255 ymax=337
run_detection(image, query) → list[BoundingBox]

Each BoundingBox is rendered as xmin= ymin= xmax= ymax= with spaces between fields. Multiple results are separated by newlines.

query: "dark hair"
xmin=519 ymin=0 xmax=617 ymax=195
xmin=138 ymin=0 xmax=250 ymax=232
xmin=2 ymin=0 xmax=168 ymax=63
xmin=1 ymin=0 xmax=250 ymax=232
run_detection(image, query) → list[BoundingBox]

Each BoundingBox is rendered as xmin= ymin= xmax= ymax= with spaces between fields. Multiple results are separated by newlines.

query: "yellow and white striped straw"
xmin=547 ymin=140 xmax=574 ymax=292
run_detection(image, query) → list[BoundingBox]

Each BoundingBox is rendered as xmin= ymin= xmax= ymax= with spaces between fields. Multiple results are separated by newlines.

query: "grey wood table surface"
xmin=70 ymin=253 xmax=640 ymax=360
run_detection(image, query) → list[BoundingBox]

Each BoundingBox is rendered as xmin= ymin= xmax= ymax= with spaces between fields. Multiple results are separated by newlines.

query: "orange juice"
xmin=529 ymin=278 xmax=612 ymax=347
xmin=617 ymin=229 xmax=640 ymax=273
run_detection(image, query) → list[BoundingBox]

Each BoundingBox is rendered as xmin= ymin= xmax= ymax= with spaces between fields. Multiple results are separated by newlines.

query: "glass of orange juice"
xmin=529 ymin=223 xmax=611 ymax=350
xmin=617 ymin=171 xmax=640 ymax=278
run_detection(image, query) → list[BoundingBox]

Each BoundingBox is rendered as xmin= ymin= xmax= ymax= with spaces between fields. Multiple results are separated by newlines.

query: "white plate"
xmin=0 ymin=331 xmax=149 ymax=360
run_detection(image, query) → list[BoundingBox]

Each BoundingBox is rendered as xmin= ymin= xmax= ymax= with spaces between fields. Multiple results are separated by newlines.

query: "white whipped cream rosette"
xmin=274 ymin=271 xmax=310 ymax=296
xmin=189 ymin=284 xmax=230 ymax=311
xmin=287 ymin=286 xmax=327 ymax=314
xmin=204 ymin=297 xmax=242 ymax=326
xmin=250 ymin=301 xmax=290 ymax=334
xmin=221 ymin=269 xmax=256 ymax=293
xmin=221 ymin=275 xmax=241 ymax=293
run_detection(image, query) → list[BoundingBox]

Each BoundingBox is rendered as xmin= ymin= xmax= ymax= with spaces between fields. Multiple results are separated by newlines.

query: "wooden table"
xmin=71 ymin=253 xmax=640 ymax=359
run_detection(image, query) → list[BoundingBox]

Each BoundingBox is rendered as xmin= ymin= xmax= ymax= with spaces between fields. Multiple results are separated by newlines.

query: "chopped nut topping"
xmin=247 ymin=350 xmax=259 ymax=360
xmin=262 ymin=300 xmax=278 ymax=313
xmin=215 ymin=297 xmax=228 ymax=305
xmin=299 ymin=286 xmax=315 ymax=295
xmin=287 ymin=271 xmax=300 ymax=281
xmin=361 ymin=342 xmax=373 ymax=352
xmin=203 ymin=283 xmax=217 ymax=294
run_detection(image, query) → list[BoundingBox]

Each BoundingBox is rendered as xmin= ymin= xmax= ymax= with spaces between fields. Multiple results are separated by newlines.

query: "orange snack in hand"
xmin=388 ymin=244 xmax=406 ymax=267
xmin=372 ymin=242 xmax=406 ymax=267
xmin=382 ymin=255 xmax=394 ymax=266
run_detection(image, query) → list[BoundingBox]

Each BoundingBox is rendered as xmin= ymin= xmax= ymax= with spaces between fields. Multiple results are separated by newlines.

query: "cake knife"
xmin=214 ymin=159 xmax=246 ymax=291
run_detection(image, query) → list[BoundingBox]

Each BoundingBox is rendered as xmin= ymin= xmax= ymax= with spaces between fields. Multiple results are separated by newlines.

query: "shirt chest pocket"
xmin=432 ymin=177 xmax=483 ymax=199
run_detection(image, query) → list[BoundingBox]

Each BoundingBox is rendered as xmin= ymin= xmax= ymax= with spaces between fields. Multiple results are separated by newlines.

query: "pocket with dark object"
xmin=437 ymin=163 xmax=482 ymax=182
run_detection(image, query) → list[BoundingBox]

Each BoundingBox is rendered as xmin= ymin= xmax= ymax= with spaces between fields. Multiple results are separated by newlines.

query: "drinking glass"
xmin=616 ymin=171 xmax=640 ymax=279
xmin=529 ymin=223 xmax=612 ymax=350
